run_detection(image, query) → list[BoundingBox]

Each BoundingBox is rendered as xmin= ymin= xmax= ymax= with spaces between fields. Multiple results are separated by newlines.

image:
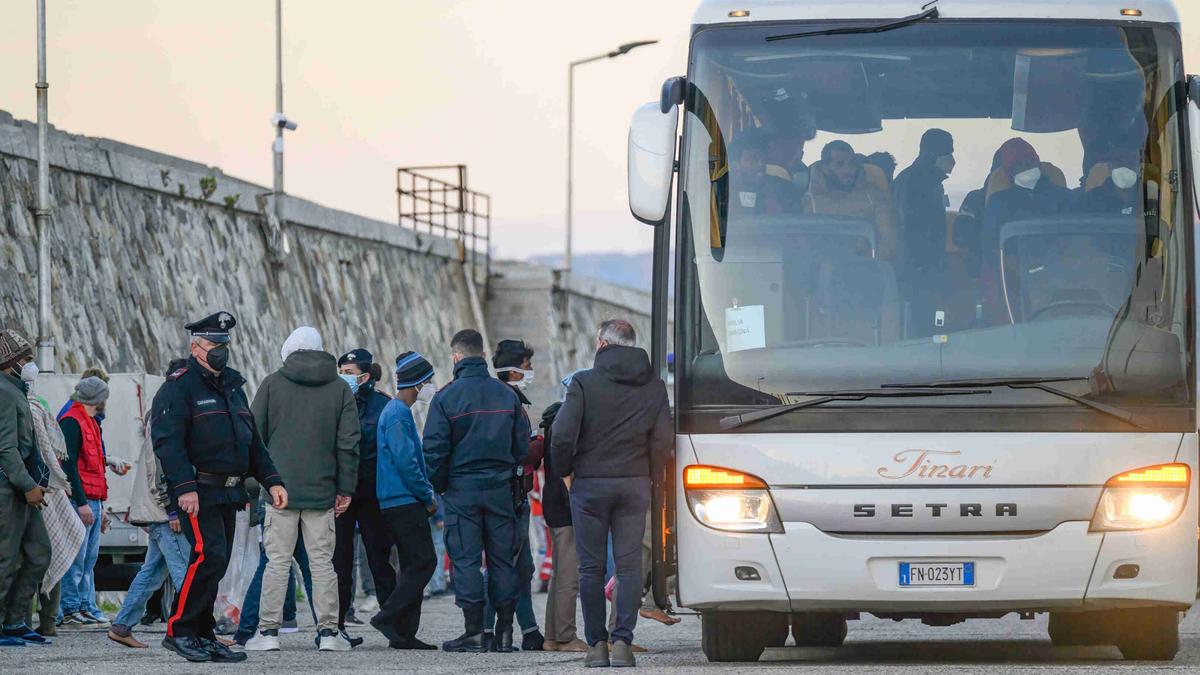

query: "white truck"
xmin=629 ymin=0 xmax=1199 ymax=661
xmin=37 ymin=373 xmax=164 ymax=593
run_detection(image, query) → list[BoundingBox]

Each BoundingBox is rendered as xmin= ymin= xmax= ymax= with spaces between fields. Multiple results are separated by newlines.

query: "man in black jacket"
xmin=550 ymin=320 xmax=672 ymax=668
xmin=153 ymin=312 xmax=287 ymax=662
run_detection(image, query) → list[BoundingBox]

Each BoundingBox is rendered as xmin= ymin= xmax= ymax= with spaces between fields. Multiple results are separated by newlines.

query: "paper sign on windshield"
xmin=726 ymin=304 xmax=765 ymax=352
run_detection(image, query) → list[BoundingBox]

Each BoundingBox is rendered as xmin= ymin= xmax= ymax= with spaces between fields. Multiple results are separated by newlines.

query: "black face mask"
xmin=206 ymin=345 xmax=230 ymax=371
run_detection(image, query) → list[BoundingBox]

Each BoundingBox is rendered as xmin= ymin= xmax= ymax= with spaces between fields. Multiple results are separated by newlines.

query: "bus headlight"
xmin=684 ymin=465 xmax=783 ymax=533
xmin=1090 ymin=463 xmax=1190 ymax=532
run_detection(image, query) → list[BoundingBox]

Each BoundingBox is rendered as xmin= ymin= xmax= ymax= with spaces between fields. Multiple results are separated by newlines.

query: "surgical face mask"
xmin=935 ymin=153 xmax=956 ymax=175
xmin=1111 ymin=166 xmax=1138 ymax=190
xmin=417 ymin=382 xmax=436 ymax=403
xmin=205 ymin=344 xmax=230 ymax=371
xmin=1013 ymin=167 xmax=1041 ymax=190
xmin=340 ymin=373 xmax=362 ymax=395
xmin=20 ymin=361 xmax=39 ymax=385
xmin=496 ymin=367 xmax=535 ymax=390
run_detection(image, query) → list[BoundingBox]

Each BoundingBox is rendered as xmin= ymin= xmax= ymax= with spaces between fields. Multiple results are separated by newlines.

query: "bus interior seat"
xmin=810 ymin=258 xmax=900 ymax=346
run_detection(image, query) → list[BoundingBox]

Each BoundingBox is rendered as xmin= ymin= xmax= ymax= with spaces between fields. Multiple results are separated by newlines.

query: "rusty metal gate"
xmin=397 ymin=164 xmax=491 ymax=298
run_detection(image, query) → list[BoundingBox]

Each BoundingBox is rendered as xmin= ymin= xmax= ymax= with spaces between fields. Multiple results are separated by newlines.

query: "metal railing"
xmin=397 ymin=164 xmax=491 ymax=298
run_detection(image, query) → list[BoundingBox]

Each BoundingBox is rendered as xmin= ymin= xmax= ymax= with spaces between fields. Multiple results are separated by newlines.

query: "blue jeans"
xmin=571 ymin=476 xmax=650 ymax=646
xmin=484 ymin=502 xmax=538 ymax=633
xmin=424 ymin=518 xmax=447 ymax=594
xmin=112 ymin=522 xmax=190 ymax=628
xmin=61 ymin=499 xmax=104 ymax=616
xmin=235 ymin=529 xmax=314 ymax=642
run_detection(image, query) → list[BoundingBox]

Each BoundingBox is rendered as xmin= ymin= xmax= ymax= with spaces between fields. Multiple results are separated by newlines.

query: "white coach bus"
xmin=628 ymin=0 xmax=1200 ymax=662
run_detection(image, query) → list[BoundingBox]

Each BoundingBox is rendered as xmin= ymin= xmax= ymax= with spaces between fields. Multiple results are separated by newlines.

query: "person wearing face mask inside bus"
xmin=894 ymin=129 xmax=957 ymax=289
xmin=1080 ymin=143 xmax=1146 ymax=217
xmin=979 ymin=138 xmax=1075 ymax=324
xmin=368 ymin=351 xmax=439 ymax=650
xmin=482 ymin=339 xmax=546 ymax=652
xmin=332 ymin=349 xmax=395 ymax=642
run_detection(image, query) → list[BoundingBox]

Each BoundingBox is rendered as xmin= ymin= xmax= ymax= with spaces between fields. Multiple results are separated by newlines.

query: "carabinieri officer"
xmin=153 ymin=311 xmax=288 ymax=663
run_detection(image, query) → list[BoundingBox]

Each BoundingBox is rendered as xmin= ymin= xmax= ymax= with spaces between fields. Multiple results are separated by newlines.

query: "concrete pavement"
xmin=10 ymin=590 xmax=1200 ymax=673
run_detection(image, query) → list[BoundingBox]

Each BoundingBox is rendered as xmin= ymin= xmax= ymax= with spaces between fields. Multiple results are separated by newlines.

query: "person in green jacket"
xmin=245 ymin=327 xmax=360 ymax=653
xmin=0 ymin=328 xmax=51 ymax=647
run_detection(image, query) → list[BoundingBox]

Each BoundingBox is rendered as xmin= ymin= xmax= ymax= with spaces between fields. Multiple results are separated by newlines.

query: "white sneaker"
xmin=244 ymin=631 xmax=281 ymax=651
xmin=356 ymin=594 xmax=379 ymax=613
xmin=317 ymin=629 xmax=351 ymax=652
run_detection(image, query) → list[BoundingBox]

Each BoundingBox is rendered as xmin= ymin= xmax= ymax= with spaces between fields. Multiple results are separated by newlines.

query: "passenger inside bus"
xmin=720 ymin=127 xmax=806 ymax=214
xmin=802 ymin=140 xmax=898 ymax=260
xmin=950 ymin=149 xmax=1005 ymax=280
xmin=1079 ymin=142 xmax=1144 ymax=216
xmin=894 ymin=128 xmax=956 ymax=287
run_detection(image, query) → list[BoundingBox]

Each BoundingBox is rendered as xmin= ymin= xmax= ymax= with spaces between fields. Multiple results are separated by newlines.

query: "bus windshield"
xmin=677 ymin=20 xmax=1193 ymax=430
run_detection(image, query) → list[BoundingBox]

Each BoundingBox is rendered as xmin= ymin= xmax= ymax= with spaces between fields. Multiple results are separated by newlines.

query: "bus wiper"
xmin=766 ymin=4 xmax=939 ymax=43
xmin=883 ymin=377 xmax=1147 ymax=430
xmin=719 ymin=387 xmax=990 ymax=431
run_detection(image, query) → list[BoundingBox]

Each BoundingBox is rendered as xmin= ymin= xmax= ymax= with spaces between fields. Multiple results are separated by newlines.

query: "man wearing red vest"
xmin=58 ymin=376 xmax=112 ymax=628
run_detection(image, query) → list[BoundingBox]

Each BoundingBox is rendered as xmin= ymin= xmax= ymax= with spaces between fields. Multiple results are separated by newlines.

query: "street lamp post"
xmin=565 ymin=40 xmax=657 ymax=274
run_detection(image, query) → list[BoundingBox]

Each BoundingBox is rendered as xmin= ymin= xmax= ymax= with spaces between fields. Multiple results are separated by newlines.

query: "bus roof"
xmin=693 ymin=0 xmax=1181 ymax=27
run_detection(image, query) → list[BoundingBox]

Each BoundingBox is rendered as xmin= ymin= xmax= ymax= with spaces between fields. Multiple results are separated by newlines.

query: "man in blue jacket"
xmin=369 ymin=351 xmax=438 ymax=651
xmin=424 ymin=329 xmax=530 ymax=653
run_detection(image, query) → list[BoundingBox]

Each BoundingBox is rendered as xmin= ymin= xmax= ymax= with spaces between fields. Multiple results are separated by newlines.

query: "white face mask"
xmin=935 ymin=153 xmax=956 ymax=175
xmin=1111 ymin=166 xmax=1138 ymax=190
xmin=416 ymin=382 xmax=436 ymax=403
xmin=496 ymin=367 xmax=535 ymax=390
xmin=1013 ymin=167 xmax=1042 ymax=190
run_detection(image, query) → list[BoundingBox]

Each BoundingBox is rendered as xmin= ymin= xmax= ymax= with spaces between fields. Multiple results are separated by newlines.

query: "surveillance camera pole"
xmin=35 ymin=0 xmax=55 ymax=372
xmin=564 ymin=40 xmax=658 ymax=274
xmin=273 ymin=0 xmax=284 ymax=225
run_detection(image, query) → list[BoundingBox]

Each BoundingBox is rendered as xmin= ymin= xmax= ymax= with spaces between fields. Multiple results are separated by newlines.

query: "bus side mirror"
xmin=628 ymin=102 xmax=679 ymax=226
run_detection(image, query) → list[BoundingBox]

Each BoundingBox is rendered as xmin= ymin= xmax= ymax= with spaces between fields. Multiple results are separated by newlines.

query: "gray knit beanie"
xmin=72 ymin=376 xmax=110 ymax=406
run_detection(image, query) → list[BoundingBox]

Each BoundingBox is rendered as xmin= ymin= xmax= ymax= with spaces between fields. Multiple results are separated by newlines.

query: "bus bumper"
xmin=678 ymin=502 xmax=1196 ymax=613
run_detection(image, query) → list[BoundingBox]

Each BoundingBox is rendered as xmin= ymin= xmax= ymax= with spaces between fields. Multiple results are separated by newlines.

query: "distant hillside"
xmin=530 ymin=252 xmax=658 ymax=292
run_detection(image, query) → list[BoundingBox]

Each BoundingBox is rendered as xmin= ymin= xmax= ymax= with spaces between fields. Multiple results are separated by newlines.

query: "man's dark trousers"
xmin=571 ymin=476 xmax=650 ymax=646
xmin=375 ymin=503 xmax=436 ymax=639
xmin=443 ymin=485 xmax=519 ymax=629
xmin=333 ymin=497 xmax=395 ymax=627
xmin=167 ymin=502 xmax=237 ymax=639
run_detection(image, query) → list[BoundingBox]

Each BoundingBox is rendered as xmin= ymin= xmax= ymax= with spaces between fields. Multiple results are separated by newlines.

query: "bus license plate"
xmin=899 ymin=562 xmax=975 ymax=587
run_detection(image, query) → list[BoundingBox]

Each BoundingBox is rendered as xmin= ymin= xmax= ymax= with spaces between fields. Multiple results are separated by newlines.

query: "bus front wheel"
xmin=700 ymin=612 xmax=787 ymax=662
xmin=791 ymin=612 xmax=848 ymax=647
xmin=1112 ymin=608 xmax=1180 ymax=661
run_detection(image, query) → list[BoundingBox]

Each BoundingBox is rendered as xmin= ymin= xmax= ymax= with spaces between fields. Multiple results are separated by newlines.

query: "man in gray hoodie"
xmin=245 ymin=327 xmax=360 ymax=652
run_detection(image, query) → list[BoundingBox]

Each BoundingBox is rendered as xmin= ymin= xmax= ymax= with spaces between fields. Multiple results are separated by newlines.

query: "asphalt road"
xmin=10 ymin=592 xmax=1200 ymax=673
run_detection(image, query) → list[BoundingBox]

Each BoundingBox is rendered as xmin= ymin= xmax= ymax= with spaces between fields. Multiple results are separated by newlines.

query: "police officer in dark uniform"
xmin=423 ymin=329 xmax=530 ymax=653
xmin=153 ymin=311 xmax=288 ymax=663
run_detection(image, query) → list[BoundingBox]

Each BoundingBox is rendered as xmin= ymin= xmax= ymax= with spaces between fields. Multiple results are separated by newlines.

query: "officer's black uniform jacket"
xmin=151 ymin=356 xmax=283 ymax=506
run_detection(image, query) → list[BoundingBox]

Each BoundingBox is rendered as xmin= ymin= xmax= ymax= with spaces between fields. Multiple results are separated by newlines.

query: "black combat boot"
xmin=442 ymin=607 xmax=486 ymax=653
xmin=494 ymin=606 xmax=515 ymax=653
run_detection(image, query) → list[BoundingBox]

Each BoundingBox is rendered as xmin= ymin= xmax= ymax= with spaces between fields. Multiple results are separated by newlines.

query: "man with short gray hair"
xmin=550 ymin=319 xmax=672 ymax=667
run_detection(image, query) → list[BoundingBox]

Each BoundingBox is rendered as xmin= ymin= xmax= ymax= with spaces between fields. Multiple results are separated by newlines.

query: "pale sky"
xmin=0 ymin=1 xmax=1196 ymax=259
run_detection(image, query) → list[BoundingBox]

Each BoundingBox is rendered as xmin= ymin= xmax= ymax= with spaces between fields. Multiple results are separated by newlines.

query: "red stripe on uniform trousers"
xmin=166 ymin=513 xmax=205 ymax=637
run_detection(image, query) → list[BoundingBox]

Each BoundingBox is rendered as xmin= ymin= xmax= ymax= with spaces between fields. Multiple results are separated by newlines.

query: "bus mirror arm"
xmin=661 ymin=76 xmax=686 ymax=114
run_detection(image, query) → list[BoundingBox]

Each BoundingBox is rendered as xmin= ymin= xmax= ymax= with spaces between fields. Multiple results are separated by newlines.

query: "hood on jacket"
xmin=593 ymin=345 xmax=654 ymax=386
xmin=280 ymin=350 xmax=339 ymax=387
xmin=453 ymin=356 xmax=491 ymax=380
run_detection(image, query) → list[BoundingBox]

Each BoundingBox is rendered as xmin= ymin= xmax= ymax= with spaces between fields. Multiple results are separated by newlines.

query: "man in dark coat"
xmin=894 ymin=128 xmax=956 ymax=287
xmin=423 ymin=329 xmax=530 ymax=653
xmin=550 ymin=319 xmax=673 ymax=668
xmin=152 ymin=312 xmax=287 ymax=663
